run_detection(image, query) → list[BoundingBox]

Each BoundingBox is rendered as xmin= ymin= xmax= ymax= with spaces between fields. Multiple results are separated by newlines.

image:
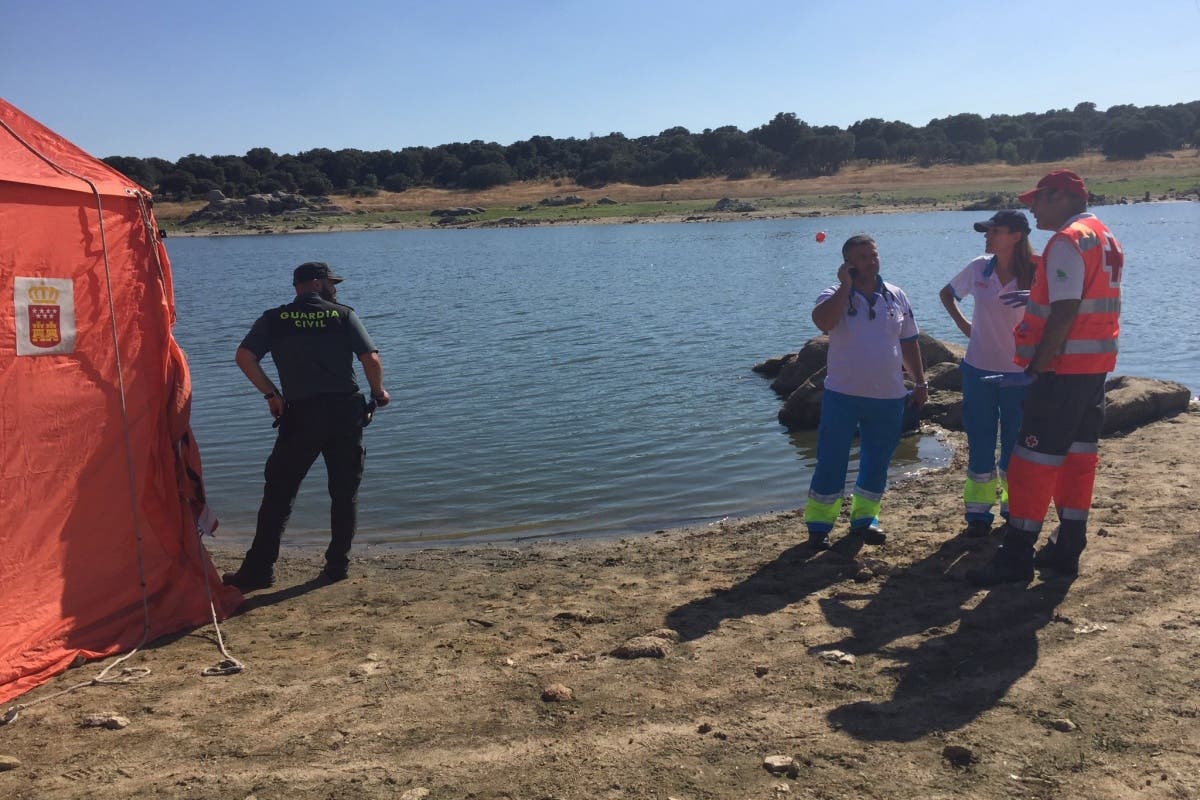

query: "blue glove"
xmin=980 ymin=371 xmax=1036 ymax=388
xmin=998 ymin=290 xmax=1030 ymax=308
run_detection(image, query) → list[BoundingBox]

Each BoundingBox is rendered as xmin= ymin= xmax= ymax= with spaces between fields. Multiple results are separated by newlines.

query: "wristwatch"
xmin=263 ymin=391 xmax=278 ymax=400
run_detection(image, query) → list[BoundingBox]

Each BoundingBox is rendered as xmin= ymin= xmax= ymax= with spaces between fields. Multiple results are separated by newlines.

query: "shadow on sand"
xmin=817 ymin=535 xmax=1074 ymax=741
xmin=665 ymin=533 xmax=1073 ymax=741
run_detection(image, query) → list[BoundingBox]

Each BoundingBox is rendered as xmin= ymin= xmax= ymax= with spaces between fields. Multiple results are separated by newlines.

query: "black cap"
xmin=973 ymin=210 xmax=1030 ymax=234
xmin=292 ymin=261 xmax=344 ymax=285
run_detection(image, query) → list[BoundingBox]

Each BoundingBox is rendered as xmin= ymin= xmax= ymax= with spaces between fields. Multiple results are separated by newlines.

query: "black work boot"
xmin=320 ymin=563 xmax=350 ymax=583
xmin=1035 ymin=525 xmax=1086 ymax=577
xmin=848 ymin=523 xmax=887 ymax=545
xmin=966 ymin=526 xmax=1036 ymax=586
xmin=222 ymin=565 xmax=275 ymax=592
xmin=962 ymin=519 xmax=993 ymax=538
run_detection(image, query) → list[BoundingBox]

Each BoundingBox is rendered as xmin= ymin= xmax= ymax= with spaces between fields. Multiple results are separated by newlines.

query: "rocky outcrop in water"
xmin=755 ymin=336 xmax=1193 ymax=434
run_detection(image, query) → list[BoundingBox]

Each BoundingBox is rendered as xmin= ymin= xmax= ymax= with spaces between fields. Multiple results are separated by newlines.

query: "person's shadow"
xmin=815 ymin=535 xmax=994 ymax=656
xmin=233 ymin=577 xmax=333 ymax=615
xmin=815 ymin=537 xmax=1073 ymax=741
xmin=664 ymin=541 xmax=861 ymax=643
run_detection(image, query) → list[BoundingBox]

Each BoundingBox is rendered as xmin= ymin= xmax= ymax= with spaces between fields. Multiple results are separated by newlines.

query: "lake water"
xmin=166 ymin=202 xmax=1200 ymax=548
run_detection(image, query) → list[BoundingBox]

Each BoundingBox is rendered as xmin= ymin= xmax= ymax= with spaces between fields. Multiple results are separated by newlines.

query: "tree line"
xmin=103 ymin=101 xmax=1199 ymax=201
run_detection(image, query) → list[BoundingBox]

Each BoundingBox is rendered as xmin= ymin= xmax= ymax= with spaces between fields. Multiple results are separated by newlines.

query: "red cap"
xmin=1018 ymin=169 xmax=1088 ymax=205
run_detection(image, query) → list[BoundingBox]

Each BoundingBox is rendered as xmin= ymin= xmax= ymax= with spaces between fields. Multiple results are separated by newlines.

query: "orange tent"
xmin=0 ymin=98 xmax=242 ymax=705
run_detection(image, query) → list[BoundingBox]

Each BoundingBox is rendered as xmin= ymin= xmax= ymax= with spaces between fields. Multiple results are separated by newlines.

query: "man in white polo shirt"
xmin=805 ymin=234 xmax=928 ymax=551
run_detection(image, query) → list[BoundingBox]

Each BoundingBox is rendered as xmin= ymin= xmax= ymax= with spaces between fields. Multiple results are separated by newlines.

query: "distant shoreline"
xmin=162 ymin=197 xmax=1200 ymax=239
xmin=155 ymin=150 xmax=1200 ymax=238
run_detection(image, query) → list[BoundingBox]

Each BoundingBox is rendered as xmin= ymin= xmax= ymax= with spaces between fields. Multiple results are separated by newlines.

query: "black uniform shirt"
xmin=240 ymin=292 xmax=377 ymax=402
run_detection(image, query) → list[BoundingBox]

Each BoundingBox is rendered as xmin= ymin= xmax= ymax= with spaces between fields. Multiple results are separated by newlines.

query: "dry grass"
xmin=152 ymin=150 xmax=1200 ymax=225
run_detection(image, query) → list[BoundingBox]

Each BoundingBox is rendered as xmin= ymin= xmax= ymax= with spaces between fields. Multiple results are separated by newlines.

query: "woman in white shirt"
xmin=939 ymin=210 xmax=1038 ymax=537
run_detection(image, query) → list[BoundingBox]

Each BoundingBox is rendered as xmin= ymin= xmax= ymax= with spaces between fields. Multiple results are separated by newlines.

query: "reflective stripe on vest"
xmin=1013 ymin=217 xmax=1122 ymax=374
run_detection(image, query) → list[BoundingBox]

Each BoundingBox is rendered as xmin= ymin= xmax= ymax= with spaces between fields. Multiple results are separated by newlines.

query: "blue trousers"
xmin=960 ymin=361 xmax=1028 ymax=523
xmin=805 ymin=389 xmax=905 ymax=534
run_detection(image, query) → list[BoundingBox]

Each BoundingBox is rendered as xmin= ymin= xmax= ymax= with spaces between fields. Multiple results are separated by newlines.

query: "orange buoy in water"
xmin=815 ymin=231 xmax=826 ymax=243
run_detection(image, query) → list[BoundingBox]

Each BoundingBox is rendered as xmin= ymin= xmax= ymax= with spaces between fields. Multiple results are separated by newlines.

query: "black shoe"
xmin=849 ymin=524 xmax=887 ymax=545
xmin=964 ymin=542 xmax=1032 ymax=585
xmin=1035 ymin=531 xmax=1085 ymax=577
xmin=962 ymin=520 xmax=993 ymax=538
xmin=222 ymin=568 xmax=275 ymax=592
xmin=807 ymin=532 xmax=831 ymax=551
xmin=830 ymin=534 xmax=864 ymax=560
xmin=320 ymin=565 xmax=349 ymax=583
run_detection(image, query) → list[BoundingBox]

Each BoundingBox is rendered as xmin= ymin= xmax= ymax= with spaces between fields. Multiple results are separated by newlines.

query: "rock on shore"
xmin=755 ymin=335 xmax=1192 ymax=434
xmin=183 ymin=190 xmax=345 ymax=225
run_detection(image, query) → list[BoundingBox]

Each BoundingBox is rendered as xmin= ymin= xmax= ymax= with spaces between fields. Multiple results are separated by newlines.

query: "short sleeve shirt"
xmin=816 ymin=278 xmax=919 ymax=400
xmin=240 ymin=292 xmax=377 ymax=402
xmin=946 ymin=255 xmax=1026 ymax=374
xmin=1044 ymin=213 xmax=1091 ymax=303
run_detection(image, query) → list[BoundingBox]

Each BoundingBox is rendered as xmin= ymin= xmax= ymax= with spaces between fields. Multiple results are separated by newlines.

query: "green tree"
xmin=157 ymin=171 xmax=196 ymax=199
xmin=102 ymin=156 xmax=161 ymax=190
xmin=1102 ymin=118 xmax=1173 ymax=159
xmin=176 ymin=154 xmax=224 ymax=186
xmin=1039 ymin=129 xmax=1085 ymax=160
xmin=751 ymin=112 xmax=811 ymax=156
xmin=854 ymin=137 xmax=889 ymax=161
xmin=243 ymin=147 xmax=279 ymax=172
xmin=459 ymin=162 xmax=515 ymax=189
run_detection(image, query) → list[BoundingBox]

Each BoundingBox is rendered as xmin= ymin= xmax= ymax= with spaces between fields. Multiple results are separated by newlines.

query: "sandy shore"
xmin=3 ymin=409 xmax=1200 ymax=799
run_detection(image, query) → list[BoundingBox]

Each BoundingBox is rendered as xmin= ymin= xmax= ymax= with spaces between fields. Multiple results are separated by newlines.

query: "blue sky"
xmin=4 ymin=0 xmax=1199 ymax=161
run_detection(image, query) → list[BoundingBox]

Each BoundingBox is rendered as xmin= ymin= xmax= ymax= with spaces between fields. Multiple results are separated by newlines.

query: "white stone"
xmin=763 ymin=755 xmax=797 ymax=774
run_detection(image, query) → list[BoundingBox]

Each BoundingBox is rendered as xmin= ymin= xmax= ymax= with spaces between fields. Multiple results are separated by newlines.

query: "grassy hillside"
xmin=153 ymin=150 xmax=1200 ymax=235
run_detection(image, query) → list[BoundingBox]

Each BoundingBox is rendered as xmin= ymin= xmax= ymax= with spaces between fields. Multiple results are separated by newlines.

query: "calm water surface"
xmin=167 ymin=202 xmax=1199 ymax=548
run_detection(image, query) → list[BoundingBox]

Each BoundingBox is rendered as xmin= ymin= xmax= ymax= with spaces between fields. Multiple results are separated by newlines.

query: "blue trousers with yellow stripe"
xmin=960 ymin=362 xmax=1028 ymax=524
xmin=805 ymin=389 xmax=906 ymax=535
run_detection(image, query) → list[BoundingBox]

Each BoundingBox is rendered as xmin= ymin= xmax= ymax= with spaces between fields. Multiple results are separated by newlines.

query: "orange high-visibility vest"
xmin=1014 ymin=216 xmax=1122 ymax=374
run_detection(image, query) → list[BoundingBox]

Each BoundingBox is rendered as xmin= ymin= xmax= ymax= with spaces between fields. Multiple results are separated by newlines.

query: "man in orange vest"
xmin=968 ymin=170 xmax=1123 ymax=586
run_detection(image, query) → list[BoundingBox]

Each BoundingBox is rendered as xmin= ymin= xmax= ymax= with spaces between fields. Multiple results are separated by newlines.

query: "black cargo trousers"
xmin=243 ymin=392 xmax=368 ymax=576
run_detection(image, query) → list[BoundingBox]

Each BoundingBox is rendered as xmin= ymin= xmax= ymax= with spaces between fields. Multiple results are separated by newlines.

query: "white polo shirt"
xmin=946 ymin=255 xmax=1026 ymax=374
xmin=816 ymin=278 xmax=919 ymax=400
xmin=1044 ymin=212 xmax=1091 ymax=303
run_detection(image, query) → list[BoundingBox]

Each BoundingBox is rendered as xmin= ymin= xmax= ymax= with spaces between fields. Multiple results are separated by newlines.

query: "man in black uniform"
xmin=223 ymin=262 xmax=390 ymax=591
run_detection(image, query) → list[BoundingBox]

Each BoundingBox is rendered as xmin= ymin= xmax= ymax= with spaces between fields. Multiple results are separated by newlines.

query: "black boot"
xmin=222 ymin=564 xmax=275 ymax=592
xmin=848 ymin=523 xmax=887 ymax=545
xmin=967 ymin=526 xmax=1036 ymax=586
xmin=962 ymin=519 xmax=993 ymax=538
xmin=1035 ymin=524 xmax=1086 ymax=577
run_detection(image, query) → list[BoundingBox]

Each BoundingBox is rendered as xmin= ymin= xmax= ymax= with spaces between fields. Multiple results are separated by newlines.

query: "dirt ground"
xmin=3 ymin=408 xmax=1199 ymax=800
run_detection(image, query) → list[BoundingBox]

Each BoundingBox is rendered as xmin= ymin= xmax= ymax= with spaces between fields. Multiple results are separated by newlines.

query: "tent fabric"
xmin=0 ymin=97 xmax=242 ymax=705
xmin=0 ymin=100 xmax=137 ymax=197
